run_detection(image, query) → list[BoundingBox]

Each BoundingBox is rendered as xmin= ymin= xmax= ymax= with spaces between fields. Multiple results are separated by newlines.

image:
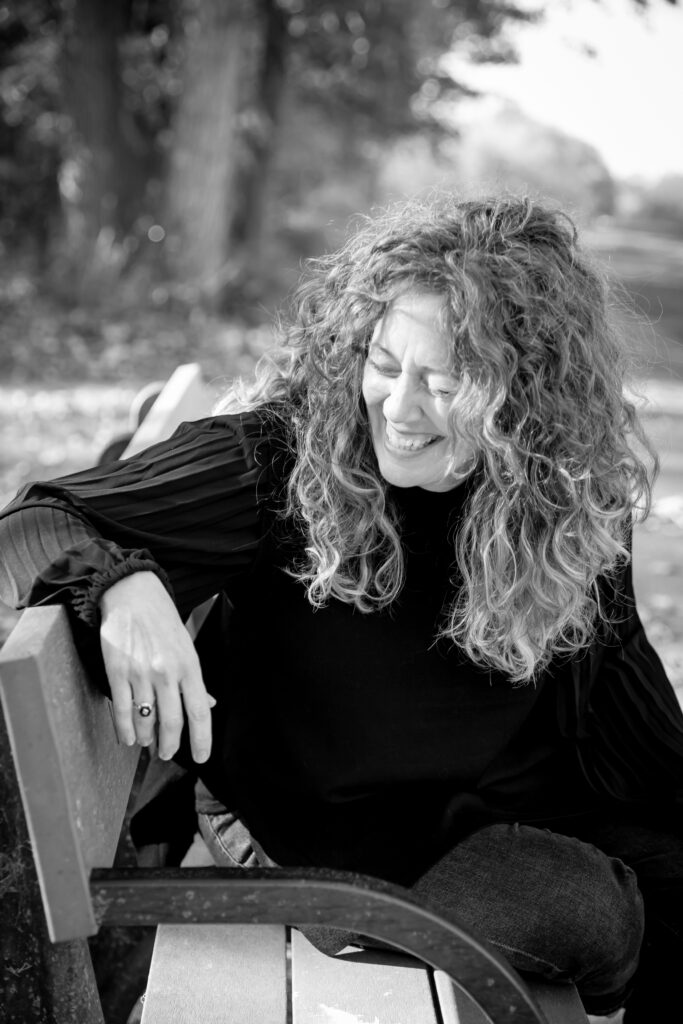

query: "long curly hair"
xmin=217 ymin=194 xmax=656 ymax=683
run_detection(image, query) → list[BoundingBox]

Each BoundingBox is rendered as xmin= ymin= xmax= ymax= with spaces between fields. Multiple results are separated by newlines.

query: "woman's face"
xmin=361 ymin=290 xmax=473 ymax=492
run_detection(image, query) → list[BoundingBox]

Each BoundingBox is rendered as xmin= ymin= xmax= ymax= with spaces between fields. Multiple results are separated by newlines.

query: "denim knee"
xmin=412 ymin=823 xmax=644 ymax=998
xmin=533 ymin=835 xmax=644 ymax=997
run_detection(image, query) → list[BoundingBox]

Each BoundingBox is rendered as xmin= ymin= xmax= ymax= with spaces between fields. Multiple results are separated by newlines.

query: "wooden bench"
xmin=0 ymin=364 xmax=589 ymax=1024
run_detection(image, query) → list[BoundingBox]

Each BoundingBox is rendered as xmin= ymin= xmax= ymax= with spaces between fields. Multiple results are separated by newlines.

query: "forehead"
xmin=372 ymin=290 xmax=451 ymax=368
xmin=381 ymin=290 xmax=446 ymax=330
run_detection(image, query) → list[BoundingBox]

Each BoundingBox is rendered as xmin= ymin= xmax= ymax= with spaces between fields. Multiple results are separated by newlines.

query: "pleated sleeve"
xmin=0 ymin=412 xmax=277 ymax=627
xmin=559 ymin=552 xmax=683 ymax=806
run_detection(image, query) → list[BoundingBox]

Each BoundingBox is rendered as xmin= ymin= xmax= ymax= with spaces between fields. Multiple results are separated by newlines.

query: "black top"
xmin=1 ymin=410 xmax=682 ymax=883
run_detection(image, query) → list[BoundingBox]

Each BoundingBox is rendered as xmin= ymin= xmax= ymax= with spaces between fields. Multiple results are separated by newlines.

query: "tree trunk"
xmin=60 ymin=0 xmax=146 ymax=243
xmin=229 ymin=0 xmax=289 ymax=297
xmin=165 ymin=0 xmax=254 ymax=303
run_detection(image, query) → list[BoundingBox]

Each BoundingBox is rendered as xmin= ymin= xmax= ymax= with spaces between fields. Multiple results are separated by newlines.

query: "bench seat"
xmin=141 ymin=922 xmax=588 ymax=1024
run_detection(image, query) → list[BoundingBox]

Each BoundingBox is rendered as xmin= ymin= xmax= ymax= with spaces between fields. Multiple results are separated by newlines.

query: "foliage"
xmin=0 ymin=0 xmax=537 ymax=299
xmin=443 ymin=106 xmax=615 ymax=219
xmin=279 ymin=0 xmax=532 ymax=134
xmin=0 ymin=2 xmax=62 ymax=252
xmin=0 ymin=0 xmax=679 ymax=312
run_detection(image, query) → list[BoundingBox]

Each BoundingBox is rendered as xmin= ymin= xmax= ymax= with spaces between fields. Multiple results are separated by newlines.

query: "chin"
xmin=376 ymin=455 xmax=452 ymax=492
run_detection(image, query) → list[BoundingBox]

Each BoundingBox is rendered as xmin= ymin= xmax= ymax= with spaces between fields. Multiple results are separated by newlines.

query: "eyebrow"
xmin=369 ymin=342 xmax=453 ymax=377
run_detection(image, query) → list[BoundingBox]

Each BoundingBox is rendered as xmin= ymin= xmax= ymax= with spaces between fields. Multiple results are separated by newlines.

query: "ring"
xmin=132 ymin=700 xmax=155 ymax=718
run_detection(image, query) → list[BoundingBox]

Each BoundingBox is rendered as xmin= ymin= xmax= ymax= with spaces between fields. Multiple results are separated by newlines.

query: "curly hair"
xmin=216 ymin=194 xmax=656 ymax=683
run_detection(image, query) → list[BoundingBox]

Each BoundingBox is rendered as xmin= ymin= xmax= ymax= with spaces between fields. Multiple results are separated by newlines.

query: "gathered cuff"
xmin=71 ymin=552 xmax=174 ymax=627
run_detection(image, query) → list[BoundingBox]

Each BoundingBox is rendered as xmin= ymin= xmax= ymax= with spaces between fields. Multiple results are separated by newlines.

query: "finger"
xmin=181 ymin=681 xmax=215 ymax=764
xmin=101 ymin=630 xmax=140 ymax=747
xmin=108 ymin=675 xmax=138 ymax=747
xmin=131 ymin=692 xmax=158 ymax=748
xmin=155 ymin=676 xmax=185 ymax=761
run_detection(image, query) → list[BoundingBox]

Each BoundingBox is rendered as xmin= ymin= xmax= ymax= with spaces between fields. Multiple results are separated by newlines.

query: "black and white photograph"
xmin=1 ymin=2 xmax=682 ymax=1022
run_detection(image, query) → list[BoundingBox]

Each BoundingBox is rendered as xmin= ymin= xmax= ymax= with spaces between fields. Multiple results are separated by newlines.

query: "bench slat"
xmin=141 ymin=924 xmax=287 ymax=1024
xmin=434 ymin=971 xmax=589 ymax=1024
xmin=291 ymin=928 xmax=440 ymax=1024
xmin=0 ymin=604 xmax=138 ymax=941
xmin=122 ymin=363 xmax=214 ymax=458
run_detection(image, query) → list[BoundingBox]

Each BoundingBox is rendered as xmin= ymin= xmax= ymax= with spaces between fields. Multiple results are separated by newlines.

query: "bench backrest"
xmin=0 ymin=363 xmax=215 ymax=942
xmin=0 ymin=604 xmax=138 ymax=940
xmin=122 ymin=362 xmax=214 ymax=458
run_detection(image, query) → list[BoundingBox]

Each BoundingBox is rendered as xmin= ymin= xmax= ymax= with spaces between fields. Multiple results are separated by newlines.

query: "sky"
xmin=447 ymin=0 xmax=683 ymax=182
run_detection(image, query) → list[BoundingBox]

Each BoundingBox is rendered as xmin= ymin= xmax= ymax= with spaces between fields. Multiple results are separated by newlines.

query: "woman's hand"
xmin=99 ymin=571 xmax=215 ymax=763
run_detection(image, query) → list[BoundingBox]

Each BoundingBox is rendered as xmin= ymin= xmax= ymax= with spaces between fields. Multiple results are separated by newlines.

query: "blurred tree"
xmin=0 ymin=0 xmax=174 ymax=295
xmin=228 ymin=0 xmax=288 ymax=291
xmin=165 ymin=0 xmax=254 ymax=297
xmin=631 ymin=174 xmax=683 ymax=234
xmin=0 ymin=0 xmax=678 ymax=310
xmin=58 ymin=0 xmax=150 ymax=290
xmin=0 ymin=1 xmax=63 ymax=259
xmin=166 ymin=0 xmax=537 ymax=307
xmin=62 ymin=0 xmax=130 ymax=233
xmin=173 ymin=0 xmax=676 ymax=308
xmin=444 ymin=104 xmax=616 ymax=220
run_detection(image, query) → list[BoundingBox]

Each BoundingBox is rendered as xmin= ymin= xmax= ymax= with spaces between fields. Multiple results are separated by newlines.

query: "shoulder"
xmin=172 ymin=404 xmax=291 ymax=464
xmin=168 ymin=405 xmax=294 ymax=501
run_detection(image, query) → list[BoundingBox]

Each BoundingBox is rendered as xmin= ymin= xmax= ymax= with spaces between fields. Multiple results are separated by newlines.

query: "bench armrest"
xmin=92 ymin=865 xmax=550 ymax=1024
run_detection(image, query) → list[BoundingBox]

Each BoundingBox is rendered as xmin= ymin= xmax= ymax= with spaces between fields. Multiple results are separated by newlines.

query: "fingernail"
xmin=195 ymin=750 xmax=209 ymax=763
xmin=208 ymin=697 xmax=217 ymax=708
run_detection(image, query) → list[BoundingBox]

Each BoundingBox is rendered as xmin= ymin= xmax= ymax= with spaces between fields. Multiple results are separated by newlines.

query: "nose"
xmin=382 ymin=372 xmax=422 ymax=424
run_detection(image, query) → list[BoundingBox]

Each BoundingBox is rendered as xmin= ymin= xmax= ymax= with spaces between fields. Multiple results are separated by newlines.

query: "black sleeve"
xmin=0 ymin=414 xmax=272 ymax=627
xmin=562 ymin=552 xmax=683 ymax=805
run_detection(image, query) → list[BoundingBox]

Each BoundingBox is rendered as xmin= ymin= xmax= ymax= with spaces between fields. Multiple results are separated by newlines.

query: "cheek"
xmin=432 ymin=405 xmax=452 ymax=436
xmin=361 ymin=370 xmax=386 ymax=409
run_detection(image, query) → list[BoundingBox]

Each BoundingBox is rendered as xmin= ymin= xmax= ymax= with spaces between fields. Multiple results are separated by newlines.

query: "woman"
xmin=1 ymin=196 xmax=682 ymax=1021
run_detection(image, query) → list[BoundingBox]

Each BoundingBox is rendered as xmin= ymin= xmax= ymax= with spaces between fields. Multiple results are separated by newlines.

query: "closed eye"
xmin=367 ymin=349 xmax=456 ymax=397
xmin=367 ymin=355 xmax=399 ymax=376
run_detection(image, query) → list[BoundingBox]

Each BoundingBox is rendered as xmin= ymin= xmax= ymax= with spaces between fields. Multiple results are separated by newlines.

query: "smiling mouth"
xmin=384 ymin=422 xmax=442 ymax=452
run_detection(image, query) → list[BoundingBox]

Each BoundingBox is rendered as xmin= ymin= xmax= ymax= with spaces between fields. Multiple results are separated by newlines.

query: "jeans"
xmin=197 ymin=795 xmax=683 ymax=1021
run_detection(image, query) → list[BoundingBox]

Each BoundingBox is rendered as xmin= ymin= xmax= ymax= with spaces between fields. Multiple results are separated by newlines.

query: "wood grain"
xmin=0 ymin=695 xmax=105 ymax=1024
xmin=291 ymin=928 xmax=440 ymax=1024
xmin=92 ymin=867 xmax=550 ymax=1024
xmin=141 ymin=924 xmax=287 ymax=1024
xmin=0 ymin=605 xmax=139 ymax=940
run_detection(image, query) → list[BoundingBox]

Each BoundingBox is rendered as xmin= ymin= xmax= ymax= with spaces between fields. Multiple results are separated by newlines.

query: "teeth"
xmin=385 ymin=423 xmax=439 ymax=451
